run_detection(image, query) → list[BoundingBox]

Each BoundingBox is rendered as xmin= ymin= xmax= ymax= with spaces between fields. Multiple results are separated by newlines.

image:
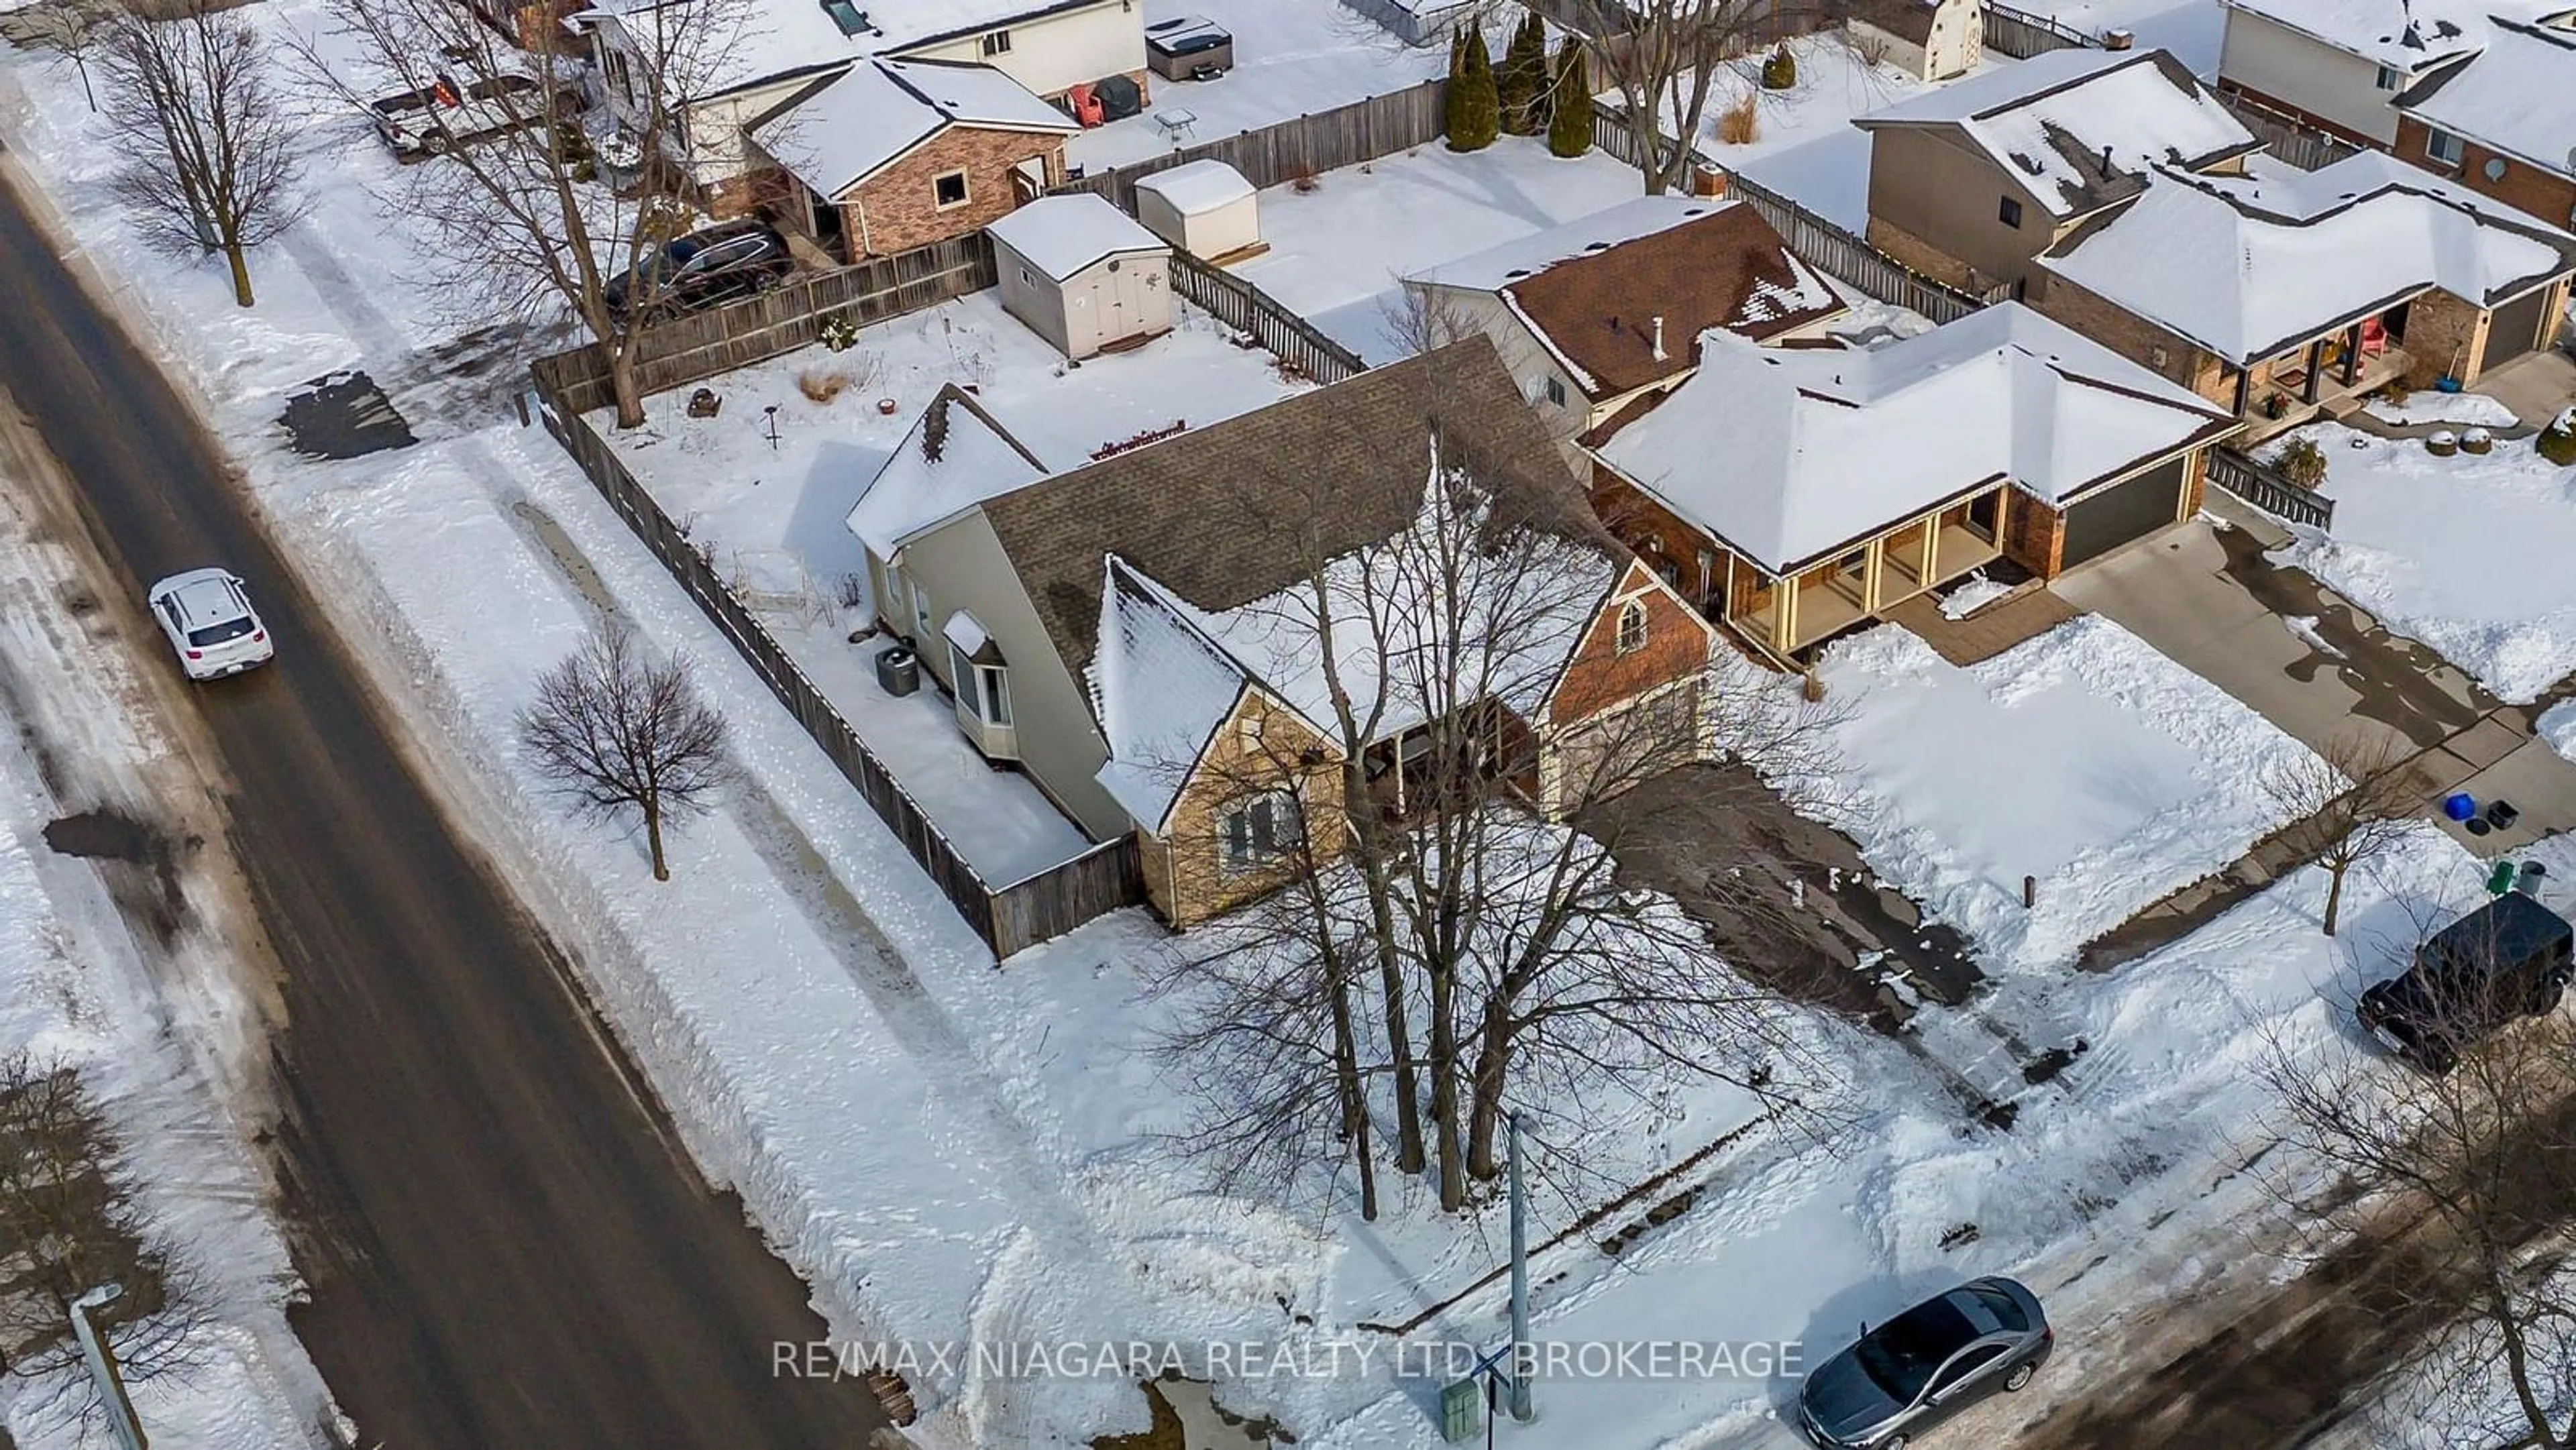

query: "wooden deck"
xmin=1884 ymin=586 xmax=2084 ymax=667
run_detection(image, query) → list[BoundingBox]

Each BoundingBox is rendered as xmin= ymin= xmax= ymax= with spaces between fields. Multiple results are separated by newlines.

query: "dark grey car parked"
xmin=1797 ymin=1276 xmax=2052 ymax=1449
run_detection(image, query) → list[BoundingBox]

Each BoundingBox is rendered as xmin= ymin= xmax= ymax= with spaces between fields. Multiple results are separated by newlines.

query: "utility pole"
xmin=71 ymin=1284 xmax=150 ymax=1450
xmin=1507 ymin=1110 xmax=1533 ymax=1424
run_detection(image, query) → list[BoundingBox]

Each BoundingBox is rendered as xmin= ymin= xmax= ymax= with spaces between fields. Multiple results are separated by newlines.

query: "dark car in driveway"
xmin=2359 ymin=891 xmax=2573 ymax=1073
xmin=1798 ymin=1276 xmax=2052 ymax=1449
xmin=603 ymin=221 xmax=793 ymax=325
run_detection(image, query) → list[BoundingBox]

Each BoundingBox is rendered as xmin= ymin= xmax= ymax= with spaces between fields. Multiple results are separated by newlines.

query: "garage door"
xmin=2060 ymin=457 xmax=2186 ymax=570
xmin=2480 ymin=286 xmax=2552 ymax=376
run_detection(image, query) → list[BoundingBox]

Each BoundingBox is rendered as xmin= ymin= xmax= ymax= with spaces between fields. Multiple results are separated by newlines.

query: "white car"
xmin=146 ymin=569 xmax=274 ymax=681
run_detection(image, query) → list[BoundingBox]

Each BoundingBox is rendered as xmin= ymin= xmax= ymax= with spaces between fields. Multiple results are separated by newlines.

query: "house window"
xmin=1696 ymin=549 xmax=1715 ymax=603
xmin=1615 ymin=599 xmax=1649 ymax=654
xmin=1221 ymin=790 xmax=1299 ymax=870
xmin=2426 ymin=128 xmax=2465 ymax=166
xmin=1544 ymin=376 xmax=1567 ymax=406
xmin=950 ymin=644 xmax=1012 ymax=725
xmin=2374 ymin=64 xmax=2402 ymax=91
xmin=934 ymin=170 xmax=970 ymax=208
xmin=1238 ymin=712 xmax=1266 ymax=755
xmin=910 ymin=580 xmax=932 ymax=636
xmin=981 ymin=27 xmax=1012 ymax=55
xmin=1998 ymin=195 xmax=2023 ymax=229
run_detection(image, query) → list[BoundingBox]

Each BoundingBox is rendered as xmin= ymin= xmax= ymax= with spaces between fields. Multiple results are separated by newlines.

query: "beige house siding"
xmin=2216 ymin=9 xmax=2408 ymax=146
xmin=1864 ymin=127 xmax=2062 ymax=291
xmin=1148 ymin=693 xmax=1348 ymax=927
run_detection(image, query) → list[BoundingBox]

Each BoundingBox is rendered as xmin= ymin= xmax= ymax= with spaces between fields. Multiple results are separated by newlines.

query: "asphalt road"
xmin=0 ymin=160 xmax=890 ymax=1443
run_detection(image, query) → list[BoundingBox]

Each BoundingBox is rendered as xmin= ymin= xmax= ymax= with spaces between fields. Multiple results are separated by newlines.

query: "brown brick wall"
xmin=1550 ymin=562 xmax=1715 ymax=727
xmin=840 ymin=127 xmax=1067 ymax=260
xmin=1590 ymin=467 xmax=1727 ymax=608
xmin=1148 ymin=692 xmax=1348 ymax=929
xmin=2395 ymin=117 xmax=2576 ymax=231
xmin=2181 ymin=449 xmax=2208 ymax=518
xmin=1866 ymin=216 xmax=1980 ymax=291
xmin=2030 ymin=272 xmax=2233 ymax=403
xmin=2405 ymin=288 xmax=2488 ymax=387
xmin=2003 ymin=490 xmax=2065 ymax=579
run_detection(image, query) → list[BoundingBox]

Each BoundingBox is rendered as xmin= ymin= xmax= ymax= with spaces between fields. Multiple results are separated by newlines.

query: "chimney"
xmin=2099 ymin=144 xmax=2114 ymax=178
xmin=1651 ymin=315 xmax=1668 ymax=362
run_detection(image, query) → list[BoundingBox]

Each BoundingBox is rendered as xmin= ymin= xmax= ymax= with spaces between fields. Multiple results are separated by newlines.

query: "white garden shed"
xmin=1132 ymin=159 xmax=1266 ymax=262
xmin=987 ymin=195 xmax=1173 ymax=361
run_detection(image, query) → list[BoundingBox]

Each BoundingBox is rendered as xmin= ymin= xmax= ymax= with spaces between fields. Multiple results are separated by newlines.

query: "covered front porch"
xmin=2226 ymin=307 xmax=2413 ymax=447
xmin=1729 ymin=486 xmax=2010 ymax=657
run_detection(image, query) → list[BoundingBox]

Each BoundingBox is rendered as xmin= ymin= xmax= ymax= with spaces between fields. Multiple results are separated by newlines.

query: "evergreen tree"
xmin=1548 ymin=41 xmax=1595 ymax=158
xmin=1499 ymin=11 xmax=1548 ymax=135
xmin=1447 ymin=25 xmax=1499 ymax=152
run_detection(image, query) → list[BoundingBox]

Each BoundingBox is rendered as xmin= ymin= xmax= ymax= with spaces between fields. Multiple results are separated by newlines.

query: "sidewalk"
xmin=2053 ymin=499 xmax=2576 ymax=859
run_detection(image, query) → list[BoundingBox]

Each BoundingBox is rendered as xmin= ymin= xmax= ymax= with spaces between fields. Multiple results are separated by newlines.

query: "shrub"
xmin=1548 ymin=42 xmax=1595 ymax=158
xmin=1447 ymin=26 xmax=1500 ymax=152
xmin=2275 ymin=435 xmax=2329 ymax=486
xmin=818 ymin=312 xmax=861 ymax=351
xmin=2539 ymin=410 xmax=2576 ymax=466
xmin=1498 ymin=9 xmax=1546 ymax=135
xmin=798 ymin=369 xmax=853 ymax=404
xmin=1717 ymin=92 xmax=1760 ymax=145
xmin=1761 ymin=44 xmax=1796 ymax=90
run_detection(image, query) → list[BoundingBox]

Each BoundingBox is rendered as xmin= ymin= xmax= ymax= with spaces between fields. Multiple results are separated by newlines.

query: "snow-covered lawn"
xmin=598 ymin=292 xmax=1312 ymax=880
xmin=2362 ymin=390 xmax=2521 ymax=428
xmin=1710 ymin=34 xmax=1947 ymax=230
xmin=1993 ymin=0 xmax=2229 ymax=74
xmin=2271 ymin=423 xmax=2576 ymax=702
xmin=1778 ymin=616 xmax=2328 ymax=972
xmin=1067 ymin=0 xmax=1448 ymax=171
xmin=1234 ymin=136 xmax=1647 ymax=359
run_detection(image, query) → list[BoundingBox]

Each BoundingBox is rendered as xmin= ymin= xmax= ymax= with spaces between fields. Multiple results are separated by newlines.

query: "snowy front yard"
xmin=1232 ymin=136 xmax=1647 ymax=360
xmin=2271 ymin=421 xmax=2576 ymax=704
xmin=1777 ymin=616 xmax=2328 ymax=972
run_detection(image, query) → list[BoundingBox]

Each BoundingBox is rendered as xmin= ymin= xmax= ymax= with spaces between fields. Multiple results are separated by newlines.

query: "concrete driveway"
xmin=2052 ymin=502 xmax=2576 ymax=858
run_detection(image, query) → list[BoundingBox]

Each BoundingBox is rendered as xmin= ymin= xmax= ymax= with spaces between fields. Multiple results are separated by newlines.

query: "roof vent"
xmin=1585 ymin=241 xmax=1613 ymax=252
xmin=1505 ymin=268 xmax=1533 ymax=279
xmin=1651 ymin=316 xmax=1667 ymax=361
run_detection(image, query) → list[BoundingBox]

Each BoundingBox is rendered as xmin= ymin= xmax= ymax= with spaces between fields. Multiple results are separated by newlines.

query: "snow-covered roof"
xmin=2399 ymin=18 xmax=2576 ymax=180
xmin=594 ymin=0 xmax=1114 ymax=102
xmin=751 ymin=58 xmax=1073 ymax=198
xmin=1854 ymin=49 xmax=2256 ymax=218
xmin=1409 ymin=196 xmax=1846 ymax=396
xmin=2214 ymin=0 xmax=2548 ymax=71
xmin=846 ymin=386 xmax=1051 ymax=557
xmin=2040 ymin=153 xmax=2576 ymax=364
xmin=987 ymin=194 xmax=1168 ymax=281
xmin=1591 ymin=303 xmax=2235 ymax=575
xmin=1134 ymin=158 xmax=1256 ymax=215
xmin=1088 ymin=558 xmax=1262 ymax=832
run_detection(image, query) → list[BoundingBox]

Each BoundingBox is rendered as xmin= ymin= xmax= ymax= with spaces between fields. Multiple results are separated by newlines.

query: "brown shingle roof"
xmin=1503 ymin=205 xmax=1847 ymax=400
xmin=1846 ymin=0 xmax=1939 ymax=45
xmin=979 ymin=338 xmax=1613 ymax=679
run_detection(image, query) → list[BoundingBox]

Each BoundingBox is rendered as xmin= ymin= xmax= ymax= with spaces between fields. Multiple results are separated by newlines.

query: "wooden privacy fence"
xmin=1592 ymin=101 xmax=2006 ymax=324
xmin=1052 ymin=79 xmax=1448 ymax=213
xmin=1981 ymin=1 xmax=2098 ymax=57
xmin=1169 ymin=250 xmax=1367 ymax=382
xmin=527 ymin=382 xmax=1144 ymax=959
xmin=2208 ymin=447 xmax=2337 ymax=531
xmin=2218 ymin=93 xmax=2363 ymax=172
xmin=538 ymin=233 xmax=997 ymax=415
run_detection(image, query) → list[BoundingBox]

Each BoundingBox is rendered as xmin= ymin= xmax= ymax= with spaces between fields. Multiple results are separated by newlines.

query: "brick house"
xmin=747 ymin=58 xmax=1077 ymax=261
xmin=1401 ymin=195 xmax=1847 ymax=459
xmin=2214 ymin=0 xmax=2526 ymax=148
xmin=2031 ymin=152 xmax=2576 ymax=433
xmin=582 ymin=0 xmax=1143 ymax=217
xmin=1584 ymin=304 xmax=2239 ymax=662
xmin=2395 ymin=19 xmax=2576 ymax=231
xmin=851 ymin=341 xmax=1717 ymax=927
xmin=1855 ymin=48 xmax=2260 ymax=295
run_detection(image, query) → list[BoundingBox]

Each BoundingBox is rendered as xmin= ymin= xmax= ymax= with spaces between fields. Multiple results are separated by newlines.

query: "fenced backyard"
xmin=527 ymin=359 xmax=1145 ymax=960
xmin=2217 ymin=92 xmax=2365 ymax=171
xmin=1050 ymin=78 xmax=1449 ymax=213
xmin=1169 ymin=251 xmax=1368 ymax=382
xmin=1981 ymin=1 xmax=2098 ymax=57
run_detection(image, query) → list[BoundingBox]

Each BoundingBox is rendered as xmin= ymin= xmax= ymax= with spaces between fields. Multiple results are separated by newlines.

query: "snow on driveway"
xmin=2271 ymin=423 xmax=2576 ymax=703
xmin=1776 ymin=616 xmax=2328 ymax=972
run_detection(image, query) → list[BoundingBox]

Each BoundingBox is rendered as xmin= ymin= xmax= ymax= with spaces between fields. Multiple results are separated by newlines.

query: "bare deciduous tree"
xmin=2261 ymin=905 xmax=2576 ymax=1449
xmin=1377 ymin=280 xmax=1481 ymax=357
xmin=1511 ymin=0 xmax=1813 ymax=192
xmin=1148 ymin=429 xmax=1835 ymax=1217
xmin=519 ymin=624 xmax=734 ymax=880
xmin=291 ymin=0 xmax=747 ymax=427
xmin=97 ymin=0 xmax=307 ymax=306
xmin=2263 ymin=730 xmax=2422 ymax=936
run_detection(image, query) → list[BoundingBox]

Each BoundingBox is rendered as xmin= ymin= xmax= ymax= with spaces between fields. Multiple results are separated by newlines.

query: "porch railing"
xmin=2207 ymin=447 xmax=2335 ymax=531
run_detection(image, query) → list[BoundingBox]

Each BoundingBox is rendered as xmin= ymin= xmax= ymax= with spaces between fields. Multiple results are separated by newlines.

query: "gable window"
xmin=1544 ymin=376 xmax=1567 ymax=406
xmin=2426 ymin=128 xmax=2465 ymax=166
xmin=2374 ymin=64 xmax=2403 ymax=91
xmin=934 ymin=170 xmax=970 ymax=208
xmin=1615 ymin=599 xmax=1650 ymax=655
xmin=950 ymin=644 xmax=1012 ymax=725
xmin=1997 ymin=195 xmax=2023 ymax=229
xmin=1238 ymin=712 xmax=1267 ymax=755
xmin=981 ymin=27 xmax=1012 ymax=55
xmin=1221 ymin=790 xmax=1299 ymax=870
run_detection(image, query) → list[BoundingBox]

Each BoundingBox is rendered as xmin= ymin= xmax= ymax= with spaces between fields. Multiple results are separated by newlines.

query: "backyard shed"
xmin=1132 ymin=160 xmax=1265 ymax=262
xmin=987 ymin=195 xmax=1173 ymax=360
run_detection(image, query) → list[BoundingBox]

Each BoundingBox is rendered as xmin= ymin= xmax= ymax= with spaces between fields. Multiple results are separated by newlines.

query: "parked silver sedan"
xmin=1796 ymin=1276 xmax=2053 ymax=1448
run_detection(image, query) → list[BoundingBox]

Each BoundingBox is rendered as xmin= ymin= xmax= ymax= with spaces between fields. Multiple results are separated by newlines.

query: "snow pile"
xmin=2539 ymin=699 xmax=2576 ymax=761
xmin=2270 ymin=423 xmax=2576 ymax=702
xmin=2363 ymin=390 xmax=2521 ymax=427
xmin=1939 ymin=571 xmax=2015 ymax=618
xmin=1772 ymin=616 xmax=2329 ymax=972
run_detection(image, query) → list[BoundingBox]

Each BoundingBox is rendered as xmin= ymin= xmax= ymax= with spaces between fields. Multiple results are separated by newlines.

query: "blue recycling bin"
xmin=2444 ymin=791 xmax=2479 ymax=822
